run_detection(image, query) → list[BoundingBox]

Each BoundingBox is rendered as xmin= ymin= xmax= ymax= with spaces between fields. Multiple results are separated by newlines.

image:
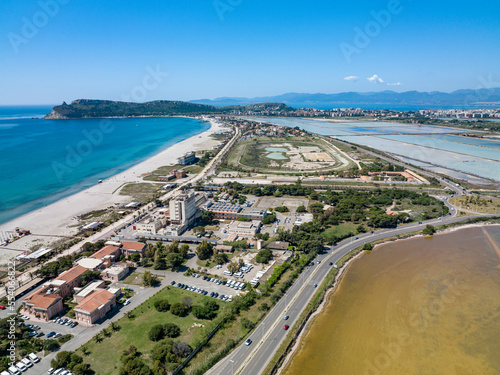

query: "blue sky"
xmin=1 ymin=0 xmax=499 ymax=104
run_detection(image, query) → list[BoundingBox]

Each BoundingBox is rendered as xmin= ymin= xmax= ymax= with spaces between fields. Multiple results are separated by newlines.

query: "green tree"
xmin=296 ymin=205 xmax=307 ymax=213
xmin=154 ymin=299 xmax=171 ymax=312
xmin=196 ymin=240 xmax=214 ymax=260
xmin=363 ymin=242 xmax=373 ymax=250
xmin=163 ymin=323 xmax=181 ymax=338
xmin=143 ymin=270 xmax=159 ymax=287
xmin=214 ymin=253 xmax=229 ymax=265
xmin=256 ymin=249 xmax=273 ymax=264
xmin=170 ymin=302 xmax=190 ymax=317
xmin=262 ymin=214 xmax=276 ymax=225
xmin=227 ymin=261 xmax=239 ymax=273
xmin=357 ymin=224 xmax=367 ymax=234
xmin=423 ymin=224 xmax=436 ymax=235
xmin=241 ymin=318 xmax=254 ymax=330
xmin=166 ymin=253 xmax=184 ymax=270
xmin=274 ymin=206 xmax=289 ymax=213
xmin=148 ymin=324 xmax=165 ymax=342
xmin=44 ymin=339 xmax=60 ymax=352
xmin=201 ymin=211 xmax=215 ymax=225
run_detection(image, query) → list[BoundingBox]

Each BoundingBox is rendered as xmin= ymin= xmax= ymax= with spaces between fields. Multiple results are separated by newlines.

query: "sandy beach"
xmin=0 ymin=118 xmax=224 ymax=257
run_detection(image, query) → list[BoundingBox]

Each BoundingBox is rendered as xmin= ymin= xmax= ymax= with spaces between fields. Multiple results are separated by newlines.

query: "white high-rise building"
xmin=169 ymin=191 xmax=197 ymax=226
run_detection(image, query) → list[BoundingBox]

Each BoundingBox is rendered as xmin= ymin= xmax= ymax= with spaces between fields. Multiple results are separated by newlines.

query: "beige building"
xmin=101 ymin=264 xmax=129 ymax=282
xmin=74 ymin=289 xmax=116 ymax=326
xmin=227 ymin=220 xmax=261 ymax=236
xmin=134 ymin=215 xmax=167 ymax=235
xmin=21 ymin=286 xmax=63 ymax=321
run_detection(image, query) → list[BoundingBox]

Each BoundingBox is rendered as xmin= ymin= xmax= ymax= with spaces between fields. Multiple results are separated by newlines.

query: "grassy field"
xmin=450 ymin=196 xmax=500 ymax=214
xmin=77 ymin=287 xmax=227 ymax=375
xmin=322 ymin=223 xmax=359 ymax=242
xmin=119 ymin=182 xmax=163 ymax=201
xmin=121 ymin=270 xmax=146 ymax=285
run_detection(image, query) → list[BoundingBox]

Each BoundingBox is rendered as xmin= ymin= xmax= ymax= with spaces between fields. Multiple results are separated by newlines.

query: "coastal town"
xmin=1 ymin=112 xmax=499 ymax=375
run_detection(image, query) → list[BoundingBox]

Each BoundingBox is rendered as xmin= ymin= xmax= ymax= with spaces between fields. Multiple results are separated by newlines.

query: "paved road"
xmin=208 ymin=213 xmax=498 ymax=375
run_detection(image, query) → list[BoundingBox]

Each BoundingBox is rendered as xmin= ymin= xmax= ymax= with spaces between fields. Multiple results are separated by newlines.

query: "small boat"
xmin=98 ymin=180 xmax=103 ymax=184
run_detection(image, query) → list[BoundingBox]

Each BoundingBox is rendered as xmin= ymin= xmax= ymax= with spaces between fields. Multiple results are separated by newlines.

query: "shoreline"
xmin=277 ymin=221 xmax=500 ymax=374
xmin=0 ymin=117 xmax=223 ymax=255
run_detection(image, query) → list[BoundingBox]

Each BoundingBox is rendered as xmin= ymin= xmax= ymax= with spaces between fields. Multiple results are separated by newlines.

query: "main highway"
xmin=208 ymin=210 xmax=497 ymax=375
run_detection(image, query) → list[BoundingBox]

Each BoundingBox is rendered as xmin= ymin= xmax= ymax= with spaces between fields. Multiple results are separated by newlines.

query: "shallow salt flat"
xmin=337 ymin=135 xmax=500 ymax=182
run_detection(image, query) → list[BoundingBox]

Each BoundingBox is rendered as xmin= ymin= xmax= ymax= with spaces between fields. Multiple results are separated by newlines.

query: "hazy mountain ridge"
xmin=191 ymin=88 xmax=500 ymax=107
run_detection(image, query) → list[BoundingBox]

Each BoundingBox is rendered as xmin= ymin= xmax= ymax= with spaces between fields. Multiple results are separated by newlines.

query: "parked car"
xmin=0 ymin=305 xmax=5 ymax=310
xmin=123 ymin=300 xmax=131 ymax=306
xmin=46 ymin=331 xmax=56 ymax=338
xmin=170 ymin=281 xmax=176 ymax=285
xmin=28 ymin=353 xmax=40 ymax=363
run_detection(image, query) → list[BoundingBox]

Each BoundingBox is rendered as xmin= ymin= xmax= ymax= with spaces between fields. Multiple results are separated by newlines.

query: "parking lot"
xmin=17 ymin=314 xmax=86 ymax=339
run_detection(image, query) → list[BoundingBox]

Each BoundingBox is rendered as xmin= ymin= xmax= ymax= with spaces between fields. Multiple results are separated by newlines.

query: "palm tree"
xmin=94 ymin=334 xmax=103 ymax=343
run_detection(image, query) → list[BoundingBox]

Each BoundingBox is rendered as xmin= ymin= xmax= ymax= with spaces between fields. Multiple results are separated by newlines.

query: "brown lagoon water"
xmin=283 ymin=226 xmax=500 ymax=375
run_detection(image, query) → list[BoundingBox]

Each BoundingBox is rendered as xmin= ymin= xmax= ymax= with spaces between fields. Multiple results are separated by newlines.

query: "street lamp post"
xmin=230 ymin=359 xmax=234 ymax=375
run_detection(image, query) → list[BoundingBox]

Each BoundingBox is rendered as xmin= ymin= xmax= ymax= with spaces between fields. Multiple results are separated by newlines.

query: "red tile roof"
xmin=91 ymin=245 xmax=121 ymax=259
xmin=24 ymin=288 xmax=62 ymax=309
xmin=54 ymin=265 xmax=87 ymax=283
xmin=121 ymin=242 xmax=146 ymax=251
xmin=74 ymin=289 xmax=115 ymax=314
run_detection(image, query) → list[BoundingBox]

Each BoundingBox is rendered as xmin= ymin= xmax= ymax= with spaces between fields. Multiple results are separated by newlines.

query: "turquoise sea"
xmin=0 ymin=106 xmax=210 ymax=225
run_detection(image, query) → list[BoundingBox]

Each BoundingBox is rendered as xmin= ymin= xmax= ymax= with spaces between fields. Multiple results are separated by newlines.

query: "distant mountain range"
xmin=190 ymin=89 xmax=500 ymax=108
xmin=44 ymin=99 xmax=293 ymax=119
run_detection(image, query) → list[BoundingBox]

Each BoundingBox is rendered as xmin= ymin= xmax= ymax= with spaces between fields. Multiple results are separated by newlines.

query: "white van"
xmin=223 ymin=270 xmax=232 ymax=276
xmin=8 ymin=367 xmax=21 ymax=375
xmin=21 ymin=359 xmax=32 ymax=368
xmin=15 ymin=362 xmax=27 ymax=372
xmin=28 ymin=353 xmax=40 ymax=363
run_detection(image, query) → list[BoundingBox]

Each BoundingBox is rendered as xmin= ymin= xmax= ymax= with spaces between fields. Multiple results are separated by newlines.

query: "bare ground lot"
xmin=256 ymin=196 xmax=309 ymax=212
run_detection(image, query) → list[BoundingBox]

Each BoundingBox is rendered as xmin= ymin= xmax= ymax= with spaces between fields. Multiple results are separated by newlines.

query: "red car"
xmin=0 ymin=305 xmax=5 ymax=310
xmin=283 ymin=325 xmax=289 ymax=330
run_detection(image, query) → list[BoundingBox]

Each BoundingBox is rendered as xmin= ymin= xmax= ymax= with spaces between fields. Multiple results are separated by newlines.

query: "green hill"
xmin=44 ymin=99 xmax=294 ymax=119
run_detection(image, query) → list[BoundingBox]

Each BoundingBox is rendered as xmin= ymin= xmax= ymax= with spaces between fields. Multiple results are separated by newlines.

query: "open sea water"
xmin=0 ymin=106 xmax=210 ymax=225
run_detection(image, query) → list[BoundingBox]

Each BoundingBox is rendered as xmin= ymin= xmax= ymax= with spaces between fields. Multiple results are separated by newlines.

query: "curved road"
xmin=208 ymin=211 xmax=497 ymax=375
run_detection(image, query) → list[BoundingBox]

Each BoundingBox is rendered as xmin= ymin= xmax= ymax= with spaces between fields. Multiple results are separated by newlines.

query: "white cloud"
xmin=387 ymin=82 xmax=403 ymax=86
xmin=344 ymin=75 xmax=359 ymax=81
xmin=367 ymin=74 xmax=384 ymax=84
